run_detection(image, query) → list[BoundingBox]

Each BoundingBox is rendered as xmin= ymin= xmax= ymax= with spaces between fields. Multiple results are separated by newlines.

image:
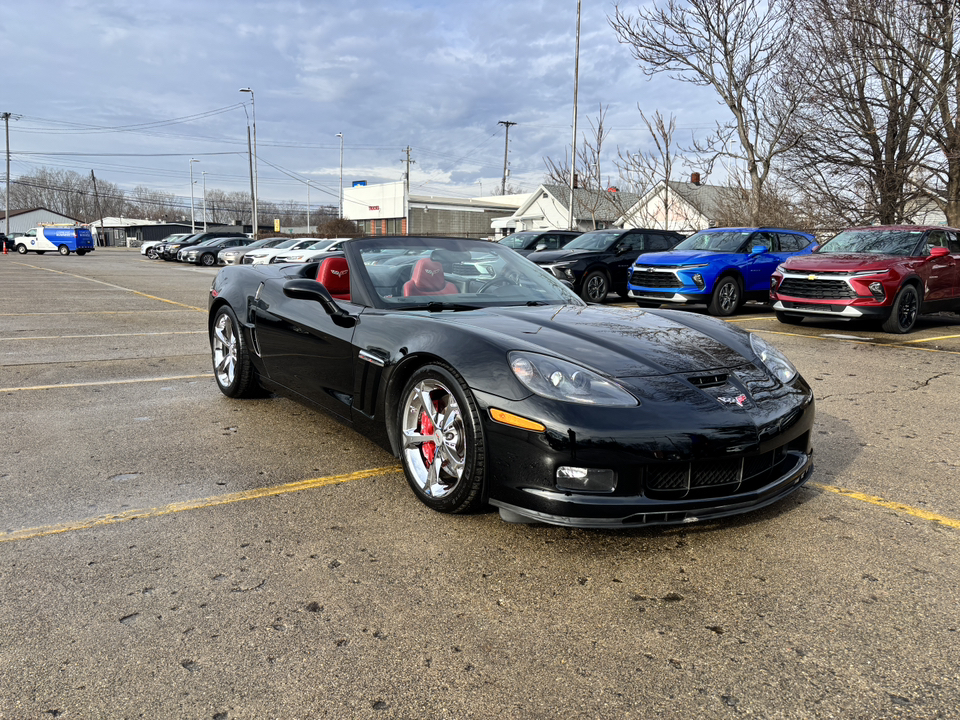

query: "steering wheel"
xmin=477 ymin=276 xmax=518 ymax=293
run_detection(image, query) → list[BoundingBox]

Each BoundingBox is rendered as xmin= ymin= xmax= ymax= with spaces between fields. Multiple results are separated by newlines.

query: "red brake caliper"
xmin=419 ymin=408 xmax=436 ymax=466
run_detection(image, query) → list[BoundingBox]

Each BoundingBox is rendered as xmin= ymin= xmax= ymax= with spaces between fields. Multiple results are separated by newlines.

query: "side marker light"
xmin=490 ymin=408 xmax=546 ymax=432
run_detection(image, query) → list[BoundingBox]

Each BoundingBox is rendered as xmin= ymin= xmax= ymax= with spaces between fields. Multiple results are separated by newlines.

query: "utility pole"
xmin=3 ymin=113 xmax=10 ymax=239
xmin=247 ymin=126 xmax=255 ymax=234
xmin=90 ymin=170 xmax=105 ymax=246
xmin=403 ymin=146 xmax=415 ymax=196
xmin=498 ymin=121 xmax=516 ymax=195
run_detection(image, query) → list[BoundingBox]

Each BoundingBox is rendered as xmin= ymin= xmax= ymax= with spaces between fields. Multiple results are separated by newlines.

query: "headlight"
xmin=508 ymin=352 xmax=639 ymax=407
xmin=776 ymin=264 xmax=787 ymax=273
xmin=681 ymin=264 xmax=709 ymax=270
xmin=750 ymin=334 xmax=797 ymax=384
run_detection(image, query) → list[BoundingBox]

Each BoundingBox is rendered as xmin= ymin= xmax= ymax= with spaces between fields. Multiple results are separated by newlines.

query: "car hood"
xmin=430 ymin=304 xmax=750 ymax=378
xmin=781 ymin=253 xmax=899 ymax=273
xmin=633 ymin=250 xmax=726 ymax=266
xmin=527 ymin=248 xmax=602 ymax=264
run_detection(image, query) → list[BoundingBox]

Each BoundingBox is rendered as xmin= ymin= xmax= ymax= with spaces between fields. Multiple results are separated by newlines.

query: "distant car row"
xmin=142 ymin=232 xmax=352 ymax=266
xmin=501 ymin=224 xmax=960 ymax=333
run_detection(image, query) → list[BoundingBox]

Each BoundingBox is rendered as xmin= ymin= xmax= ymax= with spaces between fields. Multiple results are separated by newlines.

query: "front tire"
xmin=16 ymin=244 xmax=27 ymax=254
xmin=708 ymin=276 xmax=742 ymax=316
xmin=201 ymin=253 xmax=216 ymax=267
xmin=580 ymin=271 xmax=608 ymax=303
xmin=881 ymin=284 xmax=920 ymax=334
xmin=58 ymin=244 xmax=70 ymax=256
xmin=398 ymin=364 xmax=485 ymax=514
xmin=146 ymin=247 xmax=157 ymax=259
xmin=210 ymin=305 xmax=262 ymax=398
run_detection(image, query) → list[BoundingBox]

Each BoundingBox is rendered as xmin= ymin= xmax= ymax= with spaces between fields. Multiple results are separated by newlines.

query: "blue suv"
xmin=626 ymin=227 xmax=815 ymax=316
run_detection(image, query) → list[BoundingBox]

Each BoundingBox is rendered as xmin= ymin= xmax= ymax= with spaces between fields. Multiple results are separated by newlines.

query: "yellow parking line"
xmin=0 ymin=466 xmax=402 ymax=544
xmin=900 ymin=334 xmax=960 ymax=344
xmin=813 ymin=482 xmax=960 ymax=530
xmin=0 ymin=374 xmax=212 ymax=393
xmin=0 ymin=310 xmax=193 ymax=316
xmin=751 ymin=328 xmax=960 ymax=355
xmin=10 ymin=262 xmax=206 ymax=312
xmin=3 ymin=331 xmax=206 ymax=342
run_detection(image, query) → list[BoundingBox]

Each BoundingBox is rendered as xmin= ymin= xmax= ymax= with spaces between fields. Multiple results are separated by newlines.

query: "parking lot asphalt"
xmin=1 ymin=248 xmax=958 ymax=719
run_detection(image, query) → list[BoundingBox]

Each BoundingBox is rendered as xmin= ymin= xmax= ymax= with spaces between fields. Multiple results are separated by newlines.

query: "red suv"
xmin=770 ymin=225 xmax=960 ymax=333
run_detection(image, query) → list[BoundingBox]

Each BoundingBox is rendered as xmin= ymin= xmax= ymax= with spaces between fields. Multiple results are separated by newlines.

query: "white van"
xmin=15 ymin=226 xmax=95 ymax=256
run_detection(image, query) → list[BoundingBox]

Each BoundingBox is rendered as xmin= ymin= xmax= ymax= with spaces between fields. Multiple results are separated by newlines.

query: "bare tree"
xmin=127 ymin=185 xmax=177 ymax=220
xmin=861 ymin=1 xmax=960 ymax=225
xmin=543 ymin=106 xmax=633 ymax=228
xmin=781 ymin=0 xmax=933 ymax=225
xmin=616 ymin=110 xmax=692 ymax=229
xmin=9 ymin=168 xmax=126 ymax=222
xmin=610 ymin=0 xmax=803 ymax=225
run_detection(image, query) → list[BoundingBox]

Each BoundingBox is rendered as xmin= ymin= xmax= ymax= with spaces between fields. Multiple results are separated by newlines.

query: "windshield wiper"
xmin=403 ymin=301 xmax=482 ymax=312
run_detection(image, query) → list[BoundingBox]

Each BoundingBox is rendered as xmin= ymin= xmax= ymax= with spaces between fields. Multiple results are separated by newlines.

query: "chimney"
xmin=690 ymin=172 xmax=701 ymax=185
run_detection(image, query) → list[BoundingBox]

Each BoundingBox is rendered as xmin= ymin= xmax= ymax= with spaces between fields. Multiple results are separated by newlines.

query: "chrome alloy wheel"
xmin=401 ymin=379 xmax=466 ymax=498
xmin=212 ymin=312 xmax=238 ymax=388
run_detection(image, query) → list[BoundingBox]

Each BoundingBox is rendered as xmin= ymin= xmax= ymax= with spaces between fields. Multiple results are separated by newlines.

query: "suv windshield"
xmin=818 ymin=230 xmax=924 ymax=255
xmin=563 ymin=231 xmax=622 ymax=251
xmin=673 ymin=231 xmax=752 ymax=253
xmin=498 ymin=232 xmax=542 ymax=250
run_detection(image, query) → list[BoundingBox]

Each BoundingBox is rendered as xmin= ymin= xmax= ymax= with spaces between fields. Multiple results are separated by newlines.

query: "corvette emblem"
xmin=808 ymin=274 xmax=817 ymax=281
xmin=331 ymin=269 xmax=348 ymax=277
xmin=718 ymin=394 xmax=747 ymax=407
xmin=424 ymin=268 xmax=438 ymax=276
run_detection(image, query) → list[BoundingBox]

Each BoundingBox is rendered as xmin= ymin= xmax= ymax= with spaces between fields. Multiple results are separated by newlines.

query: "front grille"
xmin=630 ymin=270 xmax=681 ymax=289
xmin=644 ymin=441 xmax=800 ymax=498
xmin=779 ymin=278 xmax=856 ymax=300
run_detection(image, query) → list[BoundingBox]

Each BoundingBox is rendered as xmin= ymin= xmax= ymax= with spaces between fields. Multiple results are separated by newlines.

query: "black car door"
xmin=609 ymin=231 xmax=647 ymax=290
xmin=253 ymin=278 xmax=358 ymax=420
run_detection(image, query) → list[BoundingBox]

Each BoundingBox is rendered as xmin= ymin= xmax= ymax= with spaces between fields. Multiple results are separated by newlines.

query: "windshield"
xmin=673 ymin=230 xmax=751 ymax=253
xmin=563 ymin=231 xmax=622 ymax=251
xmin=305 ymin=240 xmax=335 ymax=251
xmin=818 ymin=229 xmax=924 ymax=255
xmin=351 ymin=237 xmax=583 ymax=309
xmin=498 ymin=232 xmax=542 ymax=250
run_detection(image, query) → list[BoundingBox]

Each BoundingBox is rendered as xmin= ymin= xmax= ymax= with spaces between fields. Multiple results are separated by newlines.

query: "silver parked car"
xmin=218 ymin=237 xmax=289 ymax=265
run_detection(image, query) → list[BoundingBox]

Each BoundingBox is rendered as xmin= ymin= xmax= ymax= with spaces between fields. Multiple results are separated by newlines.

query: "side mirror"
xmin=929 ymin=245 xmax=950 ymax=257
xmin=283 ymin=279 xmax=355 ymax=327
xmin=750 ymin=245 xmax=768 ymax=254
xmin=810 ymin=243 xmax=820 ymax=252
xmin=535 ymin=242 xmax=547 ymax=251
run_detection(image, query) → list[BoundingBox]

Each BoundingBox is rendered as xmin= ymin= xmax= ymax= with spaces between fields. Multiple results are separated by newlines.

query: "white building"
xmin=343 ymin=181 xmax=528 ymax=238
xmin=491 ymin=184 xmax=642 ymax=238
xmin=1 ymin=207 xmax=84 ymax=236
xmin=617 ymin=179 xmax=740 ymax=233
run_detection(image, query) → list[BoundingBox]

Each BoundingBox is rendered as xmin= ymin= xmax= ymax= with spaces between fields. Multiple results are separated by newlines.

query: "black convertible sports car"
xmin=208 ymin=235 xmax=814 ymax=528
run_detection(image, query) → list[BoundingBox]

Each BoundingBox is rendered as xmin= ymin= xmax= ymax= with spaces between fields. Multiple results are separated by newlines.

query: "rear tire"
xmin=775 ymin=311 xmax=804 ymax=325
xmin=58 ymin=245 xmax=70 ymax=256
xmin=881 ymin=284 xmax=919 ymax=334
xmin=210 ymin=305 xmax=263 ymax=398
xmin=76 ymin=250 xmax=87 ymax=256
xmin=708 ymin=276 xmax=742 ymax=316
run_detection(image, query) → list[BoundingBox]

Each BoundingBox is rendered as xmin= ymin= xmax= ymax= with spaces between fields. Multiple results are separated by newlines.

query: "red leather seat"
xmin=403 ymin=258 xmax=457 ymax=297
xmin=316 ymin=256 xmax=350 ymax=301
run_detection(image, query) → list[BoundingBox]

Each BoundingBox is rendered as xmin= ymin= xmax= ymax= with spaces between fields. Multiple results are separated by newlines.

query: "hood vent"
xmin=687 ymin=373 xmax=728 ymax=388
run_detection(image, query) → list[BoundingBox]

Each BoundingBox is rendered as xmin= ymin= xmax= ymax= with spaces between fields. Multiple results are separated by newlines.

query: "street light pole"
xmin=189 ymin=158 xmax=199 ymax=232
xmin=568 ymin=0 xmax=581 ymax=232
xmin=336 ymin=132 xmax=343 ymax=220
xmin=240 ymin=88 xmax=259 ymax=238
xmin=202 ymin=171 xmax=208 ymax=232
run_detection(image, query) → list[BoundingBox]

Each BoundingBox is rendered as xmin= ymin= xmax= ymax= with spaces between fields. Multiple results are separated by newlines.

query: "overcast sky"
xmin=3 ymin=0 xmax=724 ymax=213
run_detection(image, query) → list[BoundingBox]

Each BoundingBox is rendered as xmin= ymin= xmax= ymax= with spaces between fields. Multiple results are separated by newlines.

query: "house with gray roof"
xmin=491 ymin=184 xmax=642 ymax=238
xmin=616 ymin=178 xmax=743 ymax=233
